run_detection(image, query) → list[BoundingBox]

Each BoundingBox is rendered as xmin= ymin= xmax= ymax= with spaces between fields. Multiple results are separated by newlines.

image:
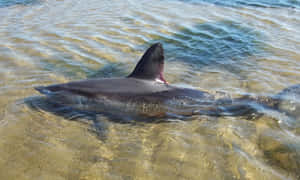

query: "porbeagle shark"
xmin=35 ymin=43 xmax=300 ymax=120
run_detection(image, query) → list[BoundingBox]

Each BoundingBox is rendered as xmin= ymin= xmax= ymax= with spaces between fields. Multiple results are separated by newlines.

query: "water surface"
xmin=0 ymin=0 xmax=300 ymax=179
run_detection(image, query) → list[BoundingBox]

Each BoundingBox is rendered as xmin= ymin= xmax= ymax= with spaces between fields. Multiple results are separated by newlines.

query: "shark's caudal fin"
xmin=127 ymin=43 xmax=167 ymax=83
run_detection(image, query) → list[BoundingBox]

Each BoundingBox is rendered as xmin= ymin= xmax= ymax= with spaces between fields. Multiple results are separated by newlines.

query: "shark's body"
xmin=36 ymin=77 xmax=215 ymax=118
xmin=35 ymin=43 xmax=300 ymax=120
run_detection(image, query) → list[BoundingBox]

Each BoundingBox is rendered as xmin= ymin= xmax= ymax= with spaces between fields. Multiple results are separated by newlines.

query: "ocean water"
xmin=0 ymin=0 xmax=299 ymax=179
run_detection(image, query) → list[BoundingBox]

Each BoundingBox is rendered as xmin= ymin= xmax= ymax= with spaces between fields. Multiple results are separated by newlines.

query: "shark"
xmin=35 ymin=43 xmax=300 ymax=121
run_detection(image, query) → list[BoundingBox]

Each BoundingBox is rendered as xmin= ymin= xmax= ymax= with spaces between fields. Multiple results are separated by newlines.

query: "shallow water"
xmin=0 ymin=0 xmax=300 ymax=179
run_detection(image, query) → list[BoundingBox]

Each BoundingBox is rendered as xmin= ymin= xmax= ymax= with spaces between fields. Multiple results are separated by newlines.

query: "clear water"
xmin=0 ymin=0 xmax=300 ymax=179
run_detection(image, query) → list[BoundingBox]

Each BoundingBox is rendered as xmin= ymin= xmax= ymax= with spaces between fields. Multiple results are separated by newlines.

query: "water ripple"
xmin=175 ymin=0 xmax=300 ymax=8
xmin=0 ymin=0 xmax=300 ymax=179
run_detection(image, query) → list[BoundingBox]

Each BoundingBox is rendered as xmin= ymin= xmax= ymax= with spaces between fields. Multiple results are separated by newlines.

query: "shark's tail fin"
xmin=274 ymin=84 xmax=300 ymax=118
xmin=192 ymin=84 xmax=300 ymax=120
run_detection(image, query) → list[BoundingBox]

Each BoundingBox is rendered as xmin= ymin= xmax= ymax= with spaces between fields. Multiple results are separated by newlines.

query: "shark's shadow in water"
xmin=25 ymin=96 xmax=114 ymax=141
xmin=24 ymin=94 xmax=172 ymax=140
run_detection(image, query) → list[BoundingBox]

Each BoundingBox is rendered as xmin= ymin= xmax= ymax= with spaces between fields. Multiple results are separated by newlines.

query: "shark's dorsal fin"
xmin=128 ymin=43 xmax=167 ymax=83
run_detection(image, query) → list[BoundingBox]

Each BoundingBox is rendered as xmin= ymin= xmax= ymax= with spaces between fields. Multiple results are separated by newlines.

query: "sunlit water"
xmin=0 ymin=0 xmax=300 ymax=179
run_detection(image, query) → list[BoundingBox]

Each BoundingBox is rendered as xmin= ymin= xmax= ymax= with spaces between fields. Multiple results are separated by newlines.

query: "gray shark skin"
xmin=35 ymin=43 xmax=300 ymax=120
